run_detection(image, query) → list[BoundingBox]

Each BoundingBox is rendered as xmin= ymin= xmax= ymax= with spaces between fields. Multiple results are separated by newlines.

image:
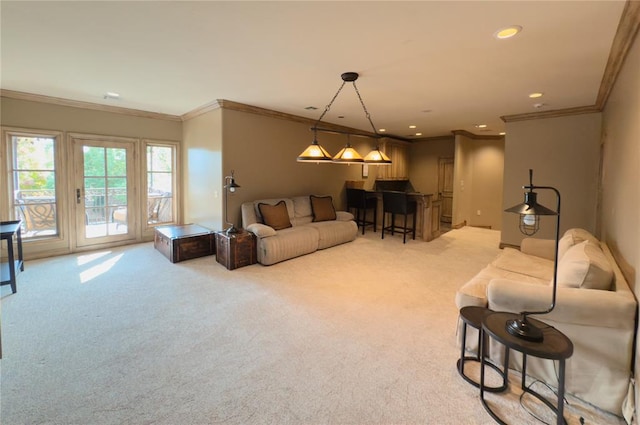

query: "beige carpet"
xmin=0 ymin=227 xmax=624 ymax=424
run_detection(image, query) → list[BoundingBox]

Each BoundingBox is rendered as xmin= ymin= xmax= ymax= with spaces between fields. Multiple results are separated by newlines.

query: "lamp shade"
xmin=332 ymin=144 xmax=364 ymax=164
xmin=297 ymin=140 xmax=332 ymax=162
xmin=505 ymin=191 xmax=558 ymax=216
xmin=363 ymin=147 xmax=391 ymax=164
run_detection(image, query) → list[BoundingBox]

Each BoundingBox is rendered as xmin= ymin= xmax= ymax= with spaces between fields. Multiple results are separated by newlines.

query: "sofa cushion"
xmin=556 ymin=240 xmax=613 ymax=290
xmin=310 ymin=195 xmax=336 ymax=222
xmin=558 ymin=228 xmax=600 ymax=260
xmin=490 ymin=247 xmax=554 ymax=281
xmin=307 ymin=219 xmax=357 ymax=249
xmin=292 ymin=196 xmax=313 ymax=219
xmin=455 ymin=264 xmax=549 ymax=309
xmin=258 ymin=201 xmax=292 ymax=230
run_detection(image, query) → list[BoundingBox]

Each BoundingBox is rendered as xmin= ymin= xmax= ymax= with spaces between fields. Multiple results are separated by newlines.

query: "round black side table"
xmin=457 ymin=306 xmax=508 ymax=392
xmin=481 ymin=312 xmax=574 ymax=425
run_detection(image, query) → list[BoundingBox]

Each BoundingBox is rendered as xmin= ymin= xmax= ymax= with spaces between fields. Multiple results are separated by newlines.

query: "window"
xmin=145 ymin=142 xmax=176 ymax=226
xmin=7 ymin=131 xmax=60 ymax=238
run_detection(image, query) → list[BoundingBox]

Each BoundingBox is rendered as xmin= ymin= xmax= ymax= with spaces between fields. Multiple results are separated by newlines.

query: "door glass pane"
xmin=83 ymin=146 xmax=127 ymax=237
xmin=11 ymin=136 xmax=58 ymax=238
xmin=147 ymin=145 xmax=174 ymax=225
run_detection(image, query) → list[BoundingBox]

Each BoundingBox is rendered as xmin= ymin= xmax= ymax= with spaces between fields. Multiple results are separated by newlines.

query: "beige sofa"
xmin=241 ymin=195 xmax=358 ymax=265
xmin=455 ymin=228 xmax=637 ymax=417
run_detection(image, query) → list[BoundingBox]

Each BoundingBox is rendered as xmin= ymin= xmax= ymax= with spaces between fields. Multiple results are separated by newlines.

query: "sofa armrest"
xmin=488 ymin=278 xmax=636 ymax=329
xmin=520 ymin=238 xmax=556 ymax=260
xmin=336 ymin=211 xmax=354 ymax=221
xmin=246 ymin=223 xmax=277 ymax=238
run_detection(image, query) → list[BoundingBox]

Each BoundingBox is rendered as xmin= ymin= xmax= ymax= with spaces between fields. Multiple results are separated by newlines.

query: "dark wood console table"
xmin=1 ymin=220 xmax=24 ymax=294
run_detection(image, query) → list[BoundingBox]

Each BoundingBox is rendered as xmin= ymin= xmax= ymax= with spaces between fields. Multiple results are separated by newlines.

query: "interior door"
xmin=438 ymin=157 xmax=454 ymax=224
xmin=73 ymin=138 xmax=136 ymax=247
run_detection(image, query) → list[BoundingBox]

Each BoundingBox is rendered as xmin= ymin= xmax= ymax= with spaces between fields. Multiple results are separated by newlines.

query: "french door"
xmin=73 ymin=137 xmax=136 ymax=247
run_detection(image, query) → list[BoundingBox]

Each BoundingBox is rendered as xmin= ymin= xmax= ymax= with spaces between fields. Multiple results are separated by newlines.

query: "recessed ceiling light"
xmin=415 ymin=132 xmax=422 ymax=136
xmin=379 ymin=128 xmax=386 ymax=132
xmin=409 ymin=125 xmax=417 ymax=129
xmin=104 ymin=92 xmax=120 ymax=100
xmin=494 ymin=25 xmax=522 ymax=39
xmin=475 ymin=124 xmax=488 ymax=128
xmin=529 ymin=92 xmax=544 ymax=98
xmin=499 ymin=132 xmax=506 ymax=136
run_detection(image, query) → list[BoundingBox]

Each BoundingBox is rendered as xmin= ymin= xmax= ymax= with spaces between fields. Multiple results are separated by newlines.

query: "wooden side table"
xmin=215 ymin=230 xmax=257 ymax=270
xmin=480 ymin=312 xmax=573 ymax=425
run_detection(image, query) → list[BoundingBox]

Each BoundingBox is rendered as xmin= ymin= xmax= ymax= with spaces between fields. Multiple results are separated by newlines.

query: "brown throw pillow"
xmin=310 ymin=195 xmax=336 ymax=222
xmin=258 ymin=201 xmax=292 ymax=230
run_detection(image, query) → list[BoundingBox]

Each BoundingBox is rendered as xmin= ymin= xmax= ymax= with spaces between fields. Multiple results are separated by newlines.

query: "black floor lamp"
xmin=504 ymin=169 xmax=561 ymax=342
xmin=224 ymin=170 xmax=241 ymax=234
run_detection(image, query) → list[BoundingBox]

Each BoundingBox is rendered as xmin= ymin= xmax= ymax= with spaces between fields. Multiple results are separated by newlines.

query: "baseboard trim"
xmin=499 ymin=241 xmax=520 ymax=250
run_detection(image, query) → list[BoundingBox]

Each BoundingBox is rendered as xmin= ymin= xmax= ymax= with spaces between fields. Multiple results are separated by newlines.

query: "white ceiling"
xmin=0 ymin=1 xmax=627 ymax=139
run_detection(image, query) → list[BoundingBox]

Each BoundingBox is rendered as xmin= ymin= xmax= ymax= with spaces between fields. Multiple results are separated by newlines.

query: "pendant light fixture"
xmin=332 ymin=134 xmax=364 ymax=164
xmin=297 ymin=72 xmax=391 ymax=165
xmin=296 ymin=128 xmax=333 ymax=162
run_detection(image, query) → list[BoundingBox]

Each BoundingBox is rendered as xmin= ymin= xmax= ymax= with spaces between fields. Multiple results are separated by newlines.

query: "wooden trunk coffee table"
xmin=154 ymin=224 xmax=215 ymax=263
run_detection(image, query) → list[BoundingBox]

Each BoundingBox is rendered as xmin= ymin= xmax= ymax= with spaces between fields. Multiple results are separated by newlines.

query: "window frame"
xmin=2 ymin=127 xmax=65 ymax=242
xmin=142 ymin=139 xmax=179 ymax=233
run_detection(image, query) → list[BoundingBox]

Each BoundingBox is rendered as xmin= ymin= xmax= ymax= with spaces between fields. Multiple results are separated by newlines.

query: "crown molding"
xmin=412 ymin=135 xmax=456 ymax=143
xmin=501 ymin=1 xmax=639 ymax=124
xmin=203 ymin=99 xmax=412 ymax=142
xmin=596 ymin=0 xmax=640 ymax=109
xmin=451 ymin=129 xmax=505 ymax=140
xmin=0 ymin=89 xmax=182 ymax=121
xmin=179 ymin=100 xmax=223 ymax=121
xmin=500 ymin=105 xmax=600 ymax=123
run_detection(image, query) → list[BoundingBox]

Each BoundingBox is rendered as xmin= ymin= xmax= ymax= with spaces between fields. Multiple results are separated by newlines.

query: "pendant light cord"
xmin=313 ymin=81 xmax=347 ymax=128
xmin=352 ymin=81 xmax=379 ymax=136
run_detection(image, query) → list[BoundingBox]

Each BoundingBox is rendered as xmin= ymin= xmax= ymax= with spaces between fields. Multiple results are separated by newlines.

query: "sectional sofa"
xmin=455 ymin=228 xmax=637 ymax=417
xmin=241 ymin=195 xmax=357 ymax=265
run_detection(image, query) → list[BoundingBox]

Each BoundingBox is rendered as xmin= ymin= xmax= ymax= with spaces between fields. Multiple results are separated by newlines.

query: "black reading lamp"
xmin=504 ymin=169 xmax=561 ymax=342
xmin=224 ymin=170 xmax=241 ymax=234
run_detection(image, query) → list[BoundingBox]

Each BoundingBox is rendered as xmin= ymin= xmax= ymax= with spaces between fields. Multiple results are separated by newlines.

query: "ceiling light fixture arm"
xmin=352 ymin=80 xmax=379 ymax=136
xmin=312 ymin=80 xmax=347 ymax=131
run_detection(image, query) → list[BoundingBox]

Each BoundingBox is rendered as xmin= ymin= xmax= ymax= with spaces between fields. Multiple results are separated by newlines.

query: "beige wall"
xmin=0 ymin=96 xmax=182 ymax=258
xmin=452 ymin=134 xmax=505 ymax=230
xmin=182 ymin=109 xmax=223 ymax=230
xmin=0 ymin=97 xmax=182 ymax=141
xmin=219 ymin=108 xmax=382 ymax=229
xmin=501 ymin=113 xmax=602 ymax=246
xmin=408 ymin=136 xmax=455 ymax=195
xmin=600 ymin=30 xmax=640 ymax=406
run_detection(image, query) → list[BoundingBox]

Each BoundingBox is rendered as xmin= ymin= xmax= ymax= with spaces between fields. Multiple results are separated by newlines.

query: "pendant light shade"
xmin=332 ymin=144 xmax=364 ymax=164
xmin=364 ymin=146 xmax=391 ymax=164
xmin=297 ymin=134 xmax=333 ymax=162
